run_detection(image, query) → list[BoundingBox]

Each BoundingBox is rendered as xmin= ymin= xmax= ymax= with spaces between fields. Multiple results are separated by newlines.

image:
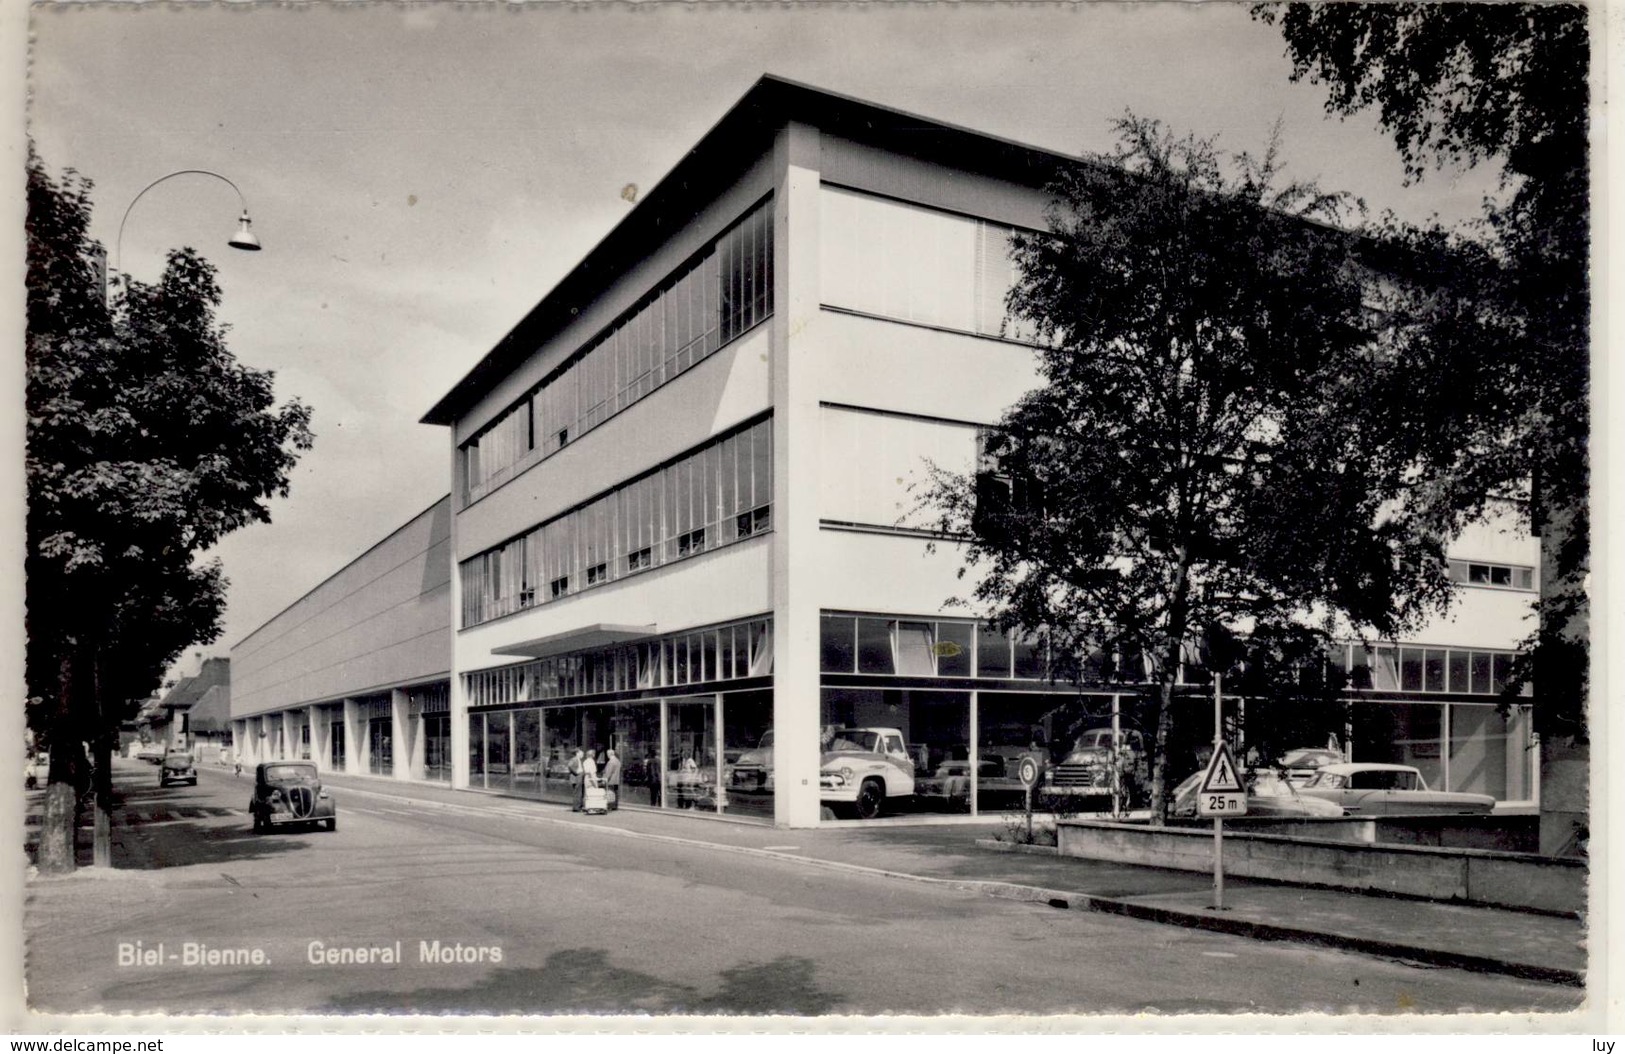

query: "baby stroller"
xmin=582 ymin=774 xmax=609 ymax=815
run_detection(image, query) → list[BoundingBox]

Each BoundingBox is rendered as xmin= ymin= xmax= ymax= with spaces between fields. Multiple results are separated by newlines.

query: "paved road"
xmin=24 ymin=758 xmax=1578 ymax=1016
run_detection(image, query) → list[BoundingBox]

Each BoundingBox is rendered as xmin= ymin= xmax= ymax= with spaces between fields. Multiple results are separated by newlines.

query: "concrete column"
xmin=307 ymin=706 xmax=327 ymax=773
xmin=392 ymin=689 xmax=412 ymax=781
xmin=342 ymin=698 xmax=363 ymax=776
xmin=282 ymin=711 xmax=300 ymax=762
xmin=450 ymin=675 xmax=470 ymax=790
xmin=769 ymin=120 xmax=824 ymax=827
xmin=409 ymin=704 xmax=429 ymax=781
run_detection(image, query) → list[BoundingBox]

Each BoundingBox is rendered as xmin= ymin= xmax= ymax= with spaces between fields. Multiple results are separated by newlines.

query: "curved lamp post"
xmin=111 ymin=169 xmax=262 ymax=294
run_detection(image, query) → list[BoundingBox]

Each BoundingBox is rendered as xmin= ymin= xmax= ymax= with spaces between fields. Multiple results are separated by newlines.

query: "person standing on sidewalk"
xmin=568 ymin=748 xmax=585 ymax=812
xmin=603 ymin=749 xmax=622 ymax=810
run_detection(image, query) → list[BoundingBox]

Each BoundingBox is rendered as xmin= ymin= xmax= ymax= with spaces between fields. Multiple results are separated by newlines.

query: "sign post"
xmin=1018 ymin=754 xmax=1040 ymax=843
xmin=1196 ymin=672 xmax=1246 ymax=909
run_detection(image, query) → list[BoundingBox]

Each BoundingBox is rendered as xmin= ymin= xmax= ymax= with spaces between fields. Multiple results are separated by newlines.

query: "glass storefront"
xmin=1355 ymin=700 xmax=1535 ymax=800
xmin=368 ymin=715 xmax=393 ymax=777
xmin=329 ymin=718 xmax=345 ymax=771
xmin=424 ymin=713 xmax=451 ymax=782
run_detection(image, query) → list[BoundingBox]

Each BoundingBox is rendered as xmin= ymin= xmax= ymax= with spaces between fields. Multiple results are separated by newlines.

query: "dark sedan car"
xmin=249 ymin=761 xmax=336 ymax=832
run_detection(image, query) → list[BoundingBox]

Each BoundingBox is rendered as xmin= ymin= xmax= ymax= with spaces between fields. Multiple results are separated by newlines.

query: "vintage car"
xmin=249 ymin=761 xmax=337 ymax=832
xmin=135 ymin=742 xmax=166 ymax=764
xmin=159 ymin=749 xmax=198 ymax=787
xmin=1044 ymin=728 xmax=1147 ymax=799
xmin=1273 ymin=747 xmax=1346 ymax=787
xmin=1296 ymin=762 xmax=1496 ymax=816
xmin=819 ymin=727 xmax=916 ymax=819
xmin=24 ymin=752 xmax=47 ymax=790
xmin=1170 ymin=769 xmax=1345 ymax=818
xmin=729 ymin=730 xmax=775 ymax=792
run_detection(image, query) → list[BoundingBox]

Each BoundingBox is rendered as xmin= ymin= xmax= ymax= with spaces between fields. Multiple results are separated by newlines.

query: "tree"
xmin=920 ymin=117 xmax=1451 ymax=822
xmin=1253 ymin=2 xmax=1590 ymax=852
xmin=25 ymin=154 xmax=314 ymax=872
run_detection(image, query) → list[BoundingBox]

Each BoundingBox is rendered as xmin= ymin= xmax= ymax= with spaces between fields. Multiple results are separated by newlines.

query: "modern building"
xmin=230 ymin=498 xmax=453 ymax=780
xmin=232 ymin=76 xmax=1539 ymax=828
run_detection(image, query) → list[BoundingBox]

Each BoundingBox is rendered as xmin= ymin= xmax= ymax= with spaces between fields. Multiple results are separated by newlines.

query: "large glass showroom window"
xmin=464 ymin=618 xmax=775 ymax=820
xmin=819 ymin=688 xmax=971 ymax=815
xmin=1353 ymin=700 xmax=1533 ymax=801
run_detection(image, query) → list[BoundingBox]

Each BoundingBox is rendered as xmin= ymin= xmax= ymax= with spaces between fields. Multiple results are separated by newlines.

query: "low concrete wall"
xmin=1174 ymin=814 xmax=1542 ymax=854
xmin=1057 ymin=820 xmax=1585 ymax=915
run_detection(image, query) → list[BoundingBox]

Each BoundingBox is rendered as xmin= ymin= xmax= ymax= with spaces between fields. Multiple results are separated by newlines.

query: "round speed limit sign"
xmin=1017 ymin=755 xmax=1040 ymax=788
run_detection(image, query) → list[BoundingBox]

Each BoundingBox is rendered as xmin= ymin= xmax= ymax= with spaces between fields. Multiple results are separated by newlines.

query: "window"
xmin=459 ymin=198 xmax=774 ymax=505
xmin=1448 ymin=560 xmax=1535 ymax=591
xmin=459 ymin=417 xmax=773 ymax=628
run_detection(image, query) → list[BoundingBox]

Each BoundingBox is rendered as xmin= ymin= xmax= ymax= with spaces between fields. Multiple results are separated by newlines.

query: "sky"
xmin=24 ymin=2 xmax=1508 ymax=681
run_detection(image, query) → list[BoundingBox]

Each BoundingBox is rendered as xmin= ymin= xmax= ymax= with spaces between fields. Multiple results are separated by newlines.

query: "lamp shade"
xmin=229 ymin=211 xmax=262 ymax=251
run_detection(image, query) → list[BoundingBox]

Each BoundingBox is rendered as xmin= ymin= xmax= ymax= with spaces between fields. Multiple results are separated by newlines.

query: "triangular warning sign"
xmin=1199 ymin=743 xmax=1245 ymax=794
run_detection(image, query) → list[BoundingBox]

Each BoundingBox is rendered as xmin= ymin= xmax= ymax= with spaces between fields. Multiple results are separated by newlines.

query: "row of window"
xmin=820 ymin=185 xmax=1036 ymax=342
xmin=464 ymin=618 xmax=774 ymax=707
xmin=818 ymin=614 xmax=1527 ymax=697
xmin=459 ymin=418 xmax=774 ymax=628
xmin=462 ymin=199 xmax=774 ymax=505
xmin=1447 ymin=560 xmax=1535 ymax=590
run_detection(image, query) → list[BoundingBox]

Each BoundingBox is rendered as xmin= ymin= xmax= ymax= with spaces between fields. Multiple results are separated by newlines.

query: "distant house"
xmin=187 ymin=684 xmax=234 ymax=760
xmin=150 ymin=658 xmax=230 ymax=749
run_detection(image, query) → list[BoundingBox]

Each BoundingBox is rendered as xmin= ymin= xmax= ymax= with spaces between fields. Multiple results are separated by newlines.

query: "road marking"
xmin=1202 ymin=951 xmax=1239 ymax=958
xmin=763 ymin=845 xmax=802 ymax=851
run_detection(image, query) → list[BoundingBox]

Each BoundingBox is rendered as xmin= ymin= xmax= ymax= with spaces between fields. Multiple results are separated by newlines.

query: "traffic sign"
xmin=1017 ymin=755 xmax=1041 ymax=789
xmin=1196 ymin=742 xmax=1247 ymax=817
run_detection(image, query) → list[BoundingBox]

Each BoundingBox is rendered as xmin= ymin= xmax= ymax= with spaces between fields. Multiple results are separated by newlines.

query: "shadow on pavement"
xmin=320 ymin=947 xmax=843 ymax=1015
xmin=115 ymin=819 xmax=330 ymax=871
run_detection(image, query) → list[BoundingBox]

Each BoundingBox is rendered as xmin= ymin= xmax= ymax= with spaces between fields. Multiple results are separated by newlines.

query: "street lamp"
xmin=108 ymin=169 xmax=263 ymax=298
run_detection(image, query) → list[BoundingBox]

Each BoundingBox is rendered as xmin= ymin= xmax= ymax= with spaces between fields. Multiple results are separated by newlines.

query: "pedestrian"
xmin=646 ymin=750 xmax=662 ymax=808
xmin=568 ymin=748 xmax=585 ymax=811
xmin=603 ymin=748 xmax=622 ymax=811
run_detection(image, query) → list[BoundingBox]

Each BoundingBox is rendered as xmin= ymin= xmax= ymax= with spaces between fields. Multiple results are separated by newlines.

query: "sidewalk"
xmin=222 ymin=765 xmax=1588 ymax=987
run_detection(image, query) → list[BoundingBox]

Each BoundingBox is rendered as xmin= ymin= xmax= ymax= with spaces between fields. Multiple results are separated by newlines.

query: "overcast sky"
xmin=26 ymin=3 xmax=1503 ymax=680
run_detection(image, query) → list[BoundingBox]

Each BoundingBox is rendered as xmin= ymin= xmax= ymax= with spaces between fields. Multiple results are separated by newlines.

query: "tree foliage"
xmin=920 ymin=117 xmax=1449 ymax=820
xmin=1253 ymin=3 xmax=1590 ymax=742
xmin=25 ymin=153 xmax=314 ymax=871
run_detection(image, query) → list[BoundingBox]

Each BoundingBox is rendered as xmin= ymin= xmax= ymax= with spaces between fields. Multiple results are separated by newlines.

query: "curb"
xmin=311 ymin=781 xmax=1587 ymax=988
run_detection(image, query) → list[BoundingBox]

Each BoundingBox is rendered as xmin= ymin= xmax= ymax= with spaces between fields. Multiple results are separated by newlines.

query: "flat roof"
xmin=419 ymin=74 xmax=1075 ymax=428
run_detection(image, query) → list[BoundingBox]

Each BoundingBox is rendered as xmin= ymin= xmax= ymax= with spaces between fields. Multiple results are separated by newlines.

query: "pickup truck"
xmin=818 ymin=727 xmax=916 ymax=819
xmin=1044 ymin=728 xmax=1147 ymax=801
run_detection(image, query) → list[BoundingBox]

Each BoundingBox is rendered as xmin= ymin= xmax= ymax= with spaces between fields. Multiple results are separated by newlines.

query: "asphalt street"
xmin=23 ymin=758 xmax=1580 ymax=1017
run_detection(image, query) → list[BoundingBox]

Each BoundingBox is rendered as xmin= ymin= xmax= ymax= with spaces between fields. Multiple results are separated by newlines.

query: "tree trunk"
xmin=92 ymin=737 xmax=113 ymax=868
xmin=1536 ymin=471 xmax=1588 ymax=857
xmin=92 ymin=650 xmax=113 ymax=867
xmin=35 ymin=655 xmax=79 ymax=874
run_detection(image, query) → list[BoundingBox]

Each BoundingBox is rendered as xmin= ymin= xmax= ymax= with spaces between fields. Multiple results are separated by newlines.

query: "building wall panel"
xmin=232 ymin=499 xmax=452 ymax=717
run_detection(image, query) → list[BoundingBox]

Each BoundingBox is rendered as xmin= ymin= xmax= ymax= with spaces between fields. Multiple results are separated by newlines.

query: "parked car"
xmin=249 ymin=761 xmax=337 ymax=832
xmin=135 ymin=742 xmax=166 ymax=763
xmin=1170 ymin=769 xmax=1345 ymax=818
xmin=159 ymin=749 xmax=198 ymax=787
xmin=1273 ymin=747 xmax=1345 ymax=787
xmin=1296 ymin=763 xmax=1496 ymax=816
xmin=1045 ymin=728 xmax=1147 ymax=799
xmin=24 ymin=752 xmax=48 ymax=790
xmin=729 ymin=730 xmax=774 ymax=791
xmin=819 ymin=727 xmax=916 ymax=819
